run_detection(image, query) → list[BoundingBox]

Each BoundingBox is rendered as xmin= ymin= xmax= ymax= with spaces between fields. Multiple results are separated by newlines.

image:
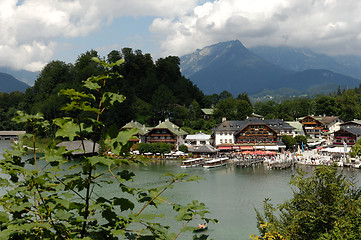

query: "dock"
xmin=234 ymin=158 xmax=264 ymax=168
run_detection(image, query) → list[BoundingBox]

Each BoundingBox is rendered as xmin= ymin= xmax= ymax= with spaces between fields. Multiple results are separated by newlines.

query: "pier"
xmin=268 ymin=159 xmax=297 ymax=170
xmin=234 ymin=158 xmax=264 ymax=168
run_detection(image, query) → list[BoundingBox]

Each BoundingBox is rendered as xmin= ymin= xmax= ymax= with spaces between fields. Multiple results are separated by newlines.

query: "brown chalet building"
xmin=212 ymin=118 xmax=294 ymax=151
xmin=333 ymin=120 xmax=361 ymax=146
xmin=145 ymin=119 xmax=188 ymax=149
xmin=299 ymin=115 xmax=342 ymax=138
xmin=333 ymin=127 xmax=361 ymax=146
xmin=299 ymin=115 xmax=328 ymax=138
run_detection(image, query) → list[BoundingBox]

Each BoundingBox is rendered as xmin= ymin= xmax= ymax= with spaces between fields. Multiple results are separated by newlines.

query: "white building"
xmin=185 ymin=132 xmax=212 ymax=146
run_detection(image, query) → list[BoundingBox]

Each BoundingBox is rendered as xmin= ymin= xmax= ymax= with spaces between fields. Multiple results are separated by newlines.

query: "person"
xmin=198 ymin=223 xmax=207 ymax=229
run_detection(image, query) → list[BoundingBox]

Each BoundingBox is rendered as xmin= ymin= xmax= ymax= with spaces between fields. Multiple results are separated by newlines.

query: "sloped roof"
xmin=185 ymin=132 xmax=211 ymax=140
xmin=122 ymin=120 xmax=149 ymax=135
xmin=0 ymin=131 xmax=26 ymax=136
xmin=212 ymin=118 xmax=294 ymax=133
xmin=286 ymin=121 xmax=304 ymax=133
xmin=202 ymin=108 xmax=214 ymax=115
xmin=340 ymin=127 xmax=361 ymax=136
xmin=320 ymin=116 xmax=342 ymax=125
xmin=299 ymin=115 xmax=341 ymax=126
xmin=57 ymin=140 xmax=99 ymax=155
xmin=188 ymin=144 xmax=219 ymax=153
xmin=150 ymin=119 xmax=188 ymax=136
xmin=340 ymin=120 xmax=361 ymax=126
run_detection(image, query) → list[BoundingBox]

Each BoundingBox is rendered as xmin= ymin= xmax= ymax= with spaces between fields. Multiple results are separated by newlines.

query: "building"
xmin=299 ymin=115 xmax=343 ymax=139
xmin=185 ymin=132 xmax=212 ymax=146
xmin=340 ymin=120 xmax=361 ymax=129
xmin=121 ymin=120 xmax=149 ymax=143
xmin=299 ymin=115 xmax=327 ymax=138
xmin=212 ymin=118 xmax=294 ymax=151
xmin=201 ymin=108 xmax=213 ymax=120
xmin=57 ymin=140 xmax=99 ymax=159
xmin=145 ymin=119 xmax=188 ymax=149
xmin=333 ymin=127 xmax=361 ymax=146
xmin=0 ymin=131 xmax=26 ymax=141
xmin=285 ymin=121 xmax=305 ymax=137
xmin=188 ymin=144 xmax=219 ymax=158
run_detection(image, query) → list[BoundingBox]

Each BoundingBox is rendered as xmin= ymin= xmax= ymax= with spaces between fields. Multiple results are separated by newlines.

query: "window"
xmin=220 ymin=139 xmax=223 ymax=143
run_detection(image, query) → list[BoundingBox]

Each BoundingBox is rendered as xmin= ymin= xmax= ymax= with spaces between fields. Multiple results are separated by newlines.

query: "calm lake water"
xmin=1 ymin=140 xmax=361 ymax=240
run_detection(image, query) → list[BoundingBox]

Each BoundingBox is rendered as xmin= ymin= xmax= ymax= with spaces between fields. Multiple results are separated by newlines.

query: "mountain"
xmin=250 ymin=46 xmax=361 ymax=80
xmin=0 ymin=67 xmax=38 ymax=86
xmin=0 ymin=72 xmax=30 ymax=93
xmin=180 ymin=40 xmax=293 ymax=95
xmin=180 ymin=40 xmax=361 ymax=97
xmin=277 ymin=69 xmax=360 ymax=93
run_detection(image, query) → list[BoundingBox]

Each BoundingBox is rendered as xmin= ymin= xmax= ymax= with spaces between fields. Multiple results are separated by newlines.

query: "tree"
xmin=213 ymin=97 xmax=253 ymax=121
xmin=350 ymin=138 xmax=361 ymax=157
xmin=281 ymin=135 xmax=296 ymax=150
xmin=254 ymin=166 xmax=361 ymax=240
xmin=0 ymin=58 xmax=217 ymax=239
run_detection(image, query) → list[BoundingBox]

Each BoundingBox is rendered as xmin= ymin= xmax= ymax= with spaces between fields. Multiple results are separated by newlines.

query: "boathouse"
xmin=0 ymin=131 xmax=26 ymax=141
xmin=56 ymin=140 xmax=99 ymax=159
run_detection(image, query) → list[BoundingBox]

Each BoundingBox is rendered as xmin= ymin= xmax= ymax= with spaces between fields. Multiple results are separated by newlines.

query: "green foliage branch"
xmin=253 ymin=166 xmax=361 ymax=240
xmin=0 ymin=57 xmax=217 ymax=239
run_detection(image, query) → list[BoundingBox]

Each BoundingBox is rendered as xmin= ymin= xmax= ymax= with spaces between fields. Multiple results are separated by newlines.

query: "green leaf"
xmin=102 ymin=92 xmax=126 ymax=105
xmin=83 ymin=80 xmax=101 ymax=90
xmin=112 ymin=197 xmax=135 ymax=211
xmin=54 ymin=118 xmax=79 ymax=141
xmin=88 ymin=156 xmax=113 ymax=167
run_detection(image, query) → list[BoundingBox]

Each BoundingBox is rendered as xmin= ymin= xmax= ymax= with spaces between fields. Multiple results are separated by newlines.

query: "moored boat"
xmin=181 ymin=158 xmax=204 ymax=168
xmin=193 ymin=223 xmax=208 ymax=232
xmin=203 ymin=157 xmax=229 ymax=168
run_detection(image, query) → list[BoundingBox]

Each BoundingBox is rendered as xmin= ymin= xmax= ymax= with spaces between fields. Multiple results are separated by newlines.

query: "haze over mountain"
xmin=0 ymin=72 xmax=30 ymax=93
xmin=180 ymin=40 xmax=293 ymax=95
xmin=250 ymin=46 xmax=361 ymax=80
xmin=180 ymin=40 xmax=361 ymax=97
xmin=0 ymin=67 xmax=38 ymax=86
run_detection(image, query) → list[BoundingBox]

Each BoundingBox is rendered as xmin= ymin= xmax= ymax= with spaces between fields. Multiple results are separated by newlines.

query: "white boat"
xmin=203 ymin=157 xmax=229 ymax=168
xmin=181 ymin=158 xmax=204 ymax=168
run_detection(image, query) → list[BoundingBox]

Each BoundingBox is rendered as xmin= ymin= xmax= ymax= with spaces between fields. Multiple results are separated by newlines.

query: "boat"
xmin=203 ymin=157 xmax=229 ymax=168
xmin=193 ymin=224 xmax=208 ymax=232
xmin=180 ymin=158 xmax=204 ymax=168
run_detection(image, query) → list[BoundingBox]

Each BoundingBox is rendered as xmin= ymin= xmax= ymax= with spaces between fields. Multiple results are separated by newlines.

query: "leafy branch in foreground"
xmin=252 ymin=166 xmax=361 ymax=240
xmin=0 ymin=57 xmax=217 ymax=239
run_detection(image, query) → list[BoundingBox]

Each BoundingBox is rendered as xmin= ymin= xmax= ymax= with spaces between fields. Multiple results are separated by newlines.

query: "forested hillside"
xmin=2 ymin=47 xmax=361 ymax=132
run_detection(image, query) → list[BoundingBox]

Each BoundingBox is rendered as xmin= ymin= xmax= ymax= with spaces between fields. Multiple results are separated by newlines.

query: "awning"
xmin=218 ymin=146 xmax=232 ymax=150
xmin=239 ymin=146 xmax=253 ymax=150
xmin=264 ymin=146 xmax=279 ymax=151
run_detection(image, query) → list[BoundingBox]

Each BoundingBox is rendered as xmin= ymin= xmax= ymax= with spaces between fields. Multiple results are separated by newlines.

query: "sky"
xmin=2 ymin=0 xmax=361 ymax=72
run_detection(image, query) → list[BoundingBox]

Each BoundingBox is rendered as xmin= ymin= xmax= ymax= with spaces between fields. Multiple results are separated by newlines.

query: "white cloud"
xmin=0 ymin=0 xmax=198 ymax=71
xmin=150 ymin=0 xmax=361 ymax=57
xmin=2 ymin=0 xmax=361 ymax=72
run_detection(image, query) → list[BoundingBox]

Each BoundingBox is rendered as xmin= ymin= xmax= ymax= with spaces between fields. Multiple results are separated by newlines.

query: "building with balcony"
xmin=212 ymin=117 xmax=294 ymax=151
xmin=299 ymin=115 xmax=342 ymax=138
xmin=145 ymin=119 xmax=188 ymax=149
xmin=333 ymin=127 xmax=361 ymax=146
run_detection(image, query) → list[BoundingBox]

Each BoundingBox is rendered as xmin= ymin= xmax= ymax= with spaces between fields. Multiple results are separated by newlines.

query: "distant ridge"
xmin=250 ymin=46 xmax=361 ymax=80
xmin=0 ymin=67 xmax=38 ymax=86
xmin=180 ymin=40 xmax=292 ymax=95
xmin=0 ymin=72 xmax=30 ymax=93
xmin=180 ymin=40 xmax=361 ymax=96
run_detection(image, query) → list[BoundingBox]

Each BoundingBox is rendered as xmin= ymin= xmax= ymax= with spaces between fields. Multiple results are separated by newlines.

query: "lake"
xmin=1 ymin=140 xmax=361 ymax=240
